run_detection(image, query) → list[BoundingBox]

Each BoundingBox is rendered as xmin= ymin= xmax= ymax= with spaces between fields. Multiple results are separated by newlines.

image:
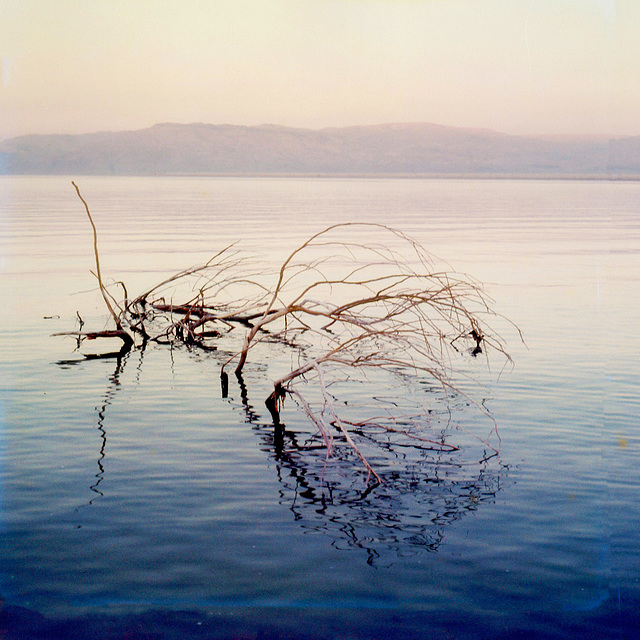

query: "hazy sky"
xmin=1 ymin=0 xmax=637 ymax=138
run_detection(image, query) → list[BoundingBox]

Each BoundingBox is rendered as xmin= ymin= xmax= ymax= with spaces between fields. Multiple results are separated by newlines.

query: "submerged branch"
xmin=53 ymin=330 xmax=134 ymax=361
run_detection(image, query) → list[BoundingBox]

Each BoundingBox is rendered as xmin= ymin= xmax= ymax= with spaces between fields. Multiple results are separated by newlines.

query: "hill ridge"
xmin=1 ymin=122 xmax=638 ymax=176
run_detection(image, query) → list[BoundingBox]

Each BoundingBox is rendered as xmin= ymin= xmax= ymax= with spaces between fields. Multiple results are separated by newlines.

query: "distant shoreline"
xmin=2 ymin=172 xmax=639 ymax=181
xmin=169 ymin=172 xmax=640 ymax=181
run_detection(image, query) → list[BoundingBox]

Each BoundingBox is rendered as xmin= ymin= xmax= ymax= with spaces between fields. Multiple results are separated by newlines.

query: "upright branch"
xmin=71 ymin=181 xmax=123 ymax=330
xmin=54 ymin=183 xmax=134 ymax=357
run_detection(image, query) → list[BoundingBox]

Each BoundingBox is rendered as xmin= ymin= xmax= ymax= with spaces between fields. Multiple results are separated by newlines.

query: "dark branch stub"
xmin=265 ymin=383 xmax=287 ymax=426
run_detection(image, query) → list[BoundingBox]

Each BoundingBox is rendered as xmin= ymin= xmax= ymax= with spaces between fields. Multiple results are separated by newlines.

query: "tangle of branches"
xmin=57 ymin=183 xmax=518 ymax=484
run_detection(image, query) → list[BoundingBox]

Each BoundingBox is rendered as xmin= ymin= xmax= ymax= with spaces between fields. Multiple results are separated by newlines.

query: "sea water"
xmin=0 ymin=176 xmax=638 ymax=638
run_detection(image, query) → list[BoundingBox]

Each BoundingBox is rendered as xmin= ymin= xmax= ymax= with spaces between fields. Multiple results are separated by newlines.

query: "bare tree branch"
xmin=59 ymin=188 xmax=518 ymax=483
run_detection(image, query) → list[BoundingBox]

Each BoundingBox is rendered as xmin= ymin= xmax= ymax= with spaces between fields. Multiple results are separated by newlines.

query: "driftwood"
xmin=57 ymin=183 xmax=518 ymax=483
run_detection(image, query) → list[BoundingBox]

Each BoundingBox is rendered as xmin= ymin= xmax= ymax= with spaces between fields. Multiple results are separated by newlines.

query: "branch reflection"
xmin=55 ymin=343 xmax=507 ymax=564
xmin=233 ymin=373 xmax=508 ymax=566
xmin=56 ymin=349 xmax=135 ymax=506
xmin=87 ymin=354 xmax=128 ymax=503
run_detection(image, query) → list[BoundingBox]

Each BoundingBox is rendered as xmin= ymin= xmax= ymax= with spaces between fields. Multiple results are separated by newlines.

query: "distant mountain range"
xmin=1 ymin=122 xmax=639 ymax=177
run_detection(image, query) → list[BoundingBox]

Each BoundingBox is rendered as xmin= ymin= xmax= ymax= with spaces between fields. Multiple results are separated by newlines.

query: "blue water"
xmin=0 ymin=176 xmax=638 ymax=638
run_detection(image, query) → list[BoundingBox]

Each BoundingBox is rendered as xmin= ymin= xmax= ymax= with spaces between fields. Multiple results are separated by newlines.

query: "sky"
xmin=0 ymin=0 xmax=637 ymax=139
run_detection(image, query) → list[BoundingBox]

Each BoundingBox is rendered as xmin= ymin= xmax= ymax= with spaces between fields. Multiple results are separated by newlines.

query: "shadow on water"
xmin=231 ymin=371 xmax=507 ymax=566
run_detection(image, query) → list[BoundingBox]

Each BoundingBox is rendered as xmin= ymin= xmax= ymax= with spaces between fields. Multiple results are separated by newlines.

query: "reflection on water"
xmin=229 ymin=370 xmax=507 ymax=565
xmin=54 ymin=345 xmax=156 ymax=515
xmin=56 ymin=347 xmax=132 ymax=506
xmin=260 ymin=423 xmax=504 ymax=565
xmin=86 ymin=355 xmax=127 ymax=504
xmin=54 ymin=342 xmax=507 ymax=565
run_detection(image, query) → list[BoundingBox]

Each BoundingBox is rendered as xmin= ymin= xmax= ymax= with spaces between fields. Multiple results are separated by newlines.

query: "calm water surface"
xmin=0 ymin=176 xmax=638 ymax=639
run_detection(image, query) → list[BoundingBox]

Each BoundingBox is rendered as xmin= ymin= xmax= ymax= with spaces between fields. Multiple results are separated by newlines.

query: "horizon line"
xmin=2 ymin=120 xmax=633 ymax=142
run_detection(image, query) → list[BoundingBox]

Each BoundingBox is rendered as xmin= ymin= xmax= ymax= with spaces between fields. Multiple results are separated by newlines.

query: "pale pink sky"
xmin=1 ymin=0 xmax=637 ymax=139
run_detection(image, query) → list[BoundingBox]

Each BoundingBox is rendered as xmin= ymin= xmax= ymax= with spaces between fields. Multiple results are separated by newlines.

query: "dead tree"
xmin=57 ymin=184 xmax=518 ymax=483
